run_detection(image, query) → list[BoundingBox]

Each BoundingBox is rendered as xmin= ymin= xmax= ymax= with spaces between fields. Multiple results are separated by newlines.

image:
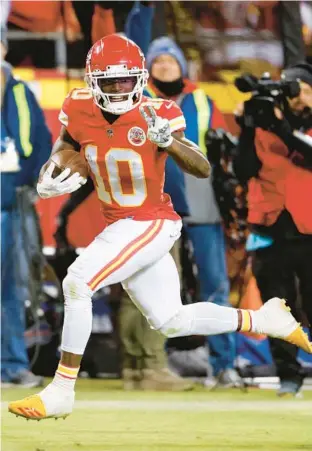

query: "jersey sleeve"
xmin=162 ymin=100 xmax=186 ymax=133
xmin=58 ymin=90 xmax=80 ymax=142
xmin=148 ymin=99 xmax=186 ymax=133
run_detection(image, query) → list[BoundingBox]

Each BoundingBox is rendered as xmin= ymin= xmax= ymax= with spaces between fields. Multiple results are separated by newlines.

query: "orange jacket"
xmin=92 ymin=5 xmax=115 ymax=43
xmin=9 ymin=1 xmax=61 ymax=32
xmin=9 ymin=1 xmax=115 ymax=41
xmin=9 ymin=1 xmax=80 ymax=34
xmin=247 ymin=128 xmax=312 ymax=234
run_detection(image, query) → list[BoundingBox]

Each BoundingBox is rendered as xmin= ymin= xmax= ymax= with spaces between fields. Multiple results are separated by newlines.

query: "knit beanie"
xmin=146 ymin=36 xmax=188 ymax=77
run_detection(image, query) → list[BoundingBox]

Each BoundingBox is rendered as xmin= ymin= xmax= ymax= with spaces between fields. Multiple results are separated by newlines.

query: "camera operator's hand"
xmin=234 ymin=103 xmax=244 ymax=118
xmin=234 ymin=103 xmax=248 ymax=128
xmin=273 ymin=108 xmax=283 ymax=120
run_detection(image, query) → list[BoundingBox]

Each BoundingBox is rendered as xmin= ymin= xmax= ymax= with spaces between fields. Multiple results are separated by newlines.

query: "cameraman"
xmin=234 ymin=63 xmax=312 ymax=396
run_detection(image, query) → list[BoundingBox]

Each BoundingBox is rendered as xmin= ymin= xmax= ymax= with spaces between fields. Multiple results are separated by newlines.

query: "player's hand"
xmin=140 ymin=105 xmax=173 ymax=148
xmin=37 ymin=163 xmax=87 ymax=199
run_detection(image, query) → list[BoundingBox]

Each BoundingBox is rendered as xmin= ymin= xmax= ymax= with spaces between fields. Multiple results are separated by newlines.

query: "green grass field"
xmin=2 ymin=380 xmax=312 ymax=451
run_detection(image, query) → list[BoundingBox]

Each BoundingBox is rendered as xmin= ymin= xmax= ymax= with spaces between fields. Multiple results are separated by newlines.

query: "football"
xmin=40 ymin=149 xmax=89 ymax=180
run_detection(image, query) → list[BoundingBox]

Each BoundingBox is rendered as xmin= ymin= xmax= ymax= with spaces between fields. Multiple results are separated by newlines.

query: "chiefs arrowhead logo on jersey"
xmin=128 ymin=127 xmax=146 ymax=146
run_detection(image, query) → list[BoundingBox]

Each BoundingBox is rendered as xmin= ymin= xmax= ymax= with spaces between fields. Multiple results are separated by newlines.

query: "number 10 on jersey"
xmin=85 ymin=145 xmax=147 ymax=207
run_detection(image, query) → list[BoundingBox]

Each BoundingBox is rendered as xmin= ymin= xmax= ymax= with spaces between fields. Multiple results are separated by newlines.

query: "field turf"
xmin=2 ymin=379 xmax=312 ymax=451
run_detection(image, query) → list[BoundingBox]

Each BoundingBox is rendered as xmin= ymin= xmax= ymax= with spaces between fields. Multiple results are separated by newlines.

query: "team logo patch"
xmin=127 ymin=127 xmax=146 ymax=146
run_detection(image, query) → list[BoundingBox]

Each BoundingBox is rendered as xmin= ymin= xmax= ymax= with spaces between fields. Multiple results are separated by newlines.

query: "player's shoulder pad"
xmin=141 ymin=97 xmax=186 ymax=133
xmin=59 ymin=88 xmax=93 ymax=127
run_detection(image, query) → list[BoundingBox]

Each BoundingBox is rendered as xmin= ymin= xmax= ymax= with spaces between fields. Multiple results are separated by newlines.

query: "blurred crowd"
xmin=2 ymin=1 xmax=312 ymax=72
xmin=1 ymin=1 xmax=312 ymax=396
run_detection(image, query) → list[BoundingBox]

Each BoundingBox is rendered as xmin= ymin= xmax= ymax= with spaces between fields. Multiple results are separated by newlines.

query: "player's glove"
xmin=140 ymin=105 xmax=173 ymax=148
xmin=37 ymin=163 xmax=87 ymax=199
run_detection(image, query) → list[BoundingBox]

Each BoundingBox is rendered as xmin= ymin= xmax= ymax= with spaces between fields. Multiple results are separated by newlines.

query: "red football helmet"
xmin=85 ymin=34 xmax=149 ymax=115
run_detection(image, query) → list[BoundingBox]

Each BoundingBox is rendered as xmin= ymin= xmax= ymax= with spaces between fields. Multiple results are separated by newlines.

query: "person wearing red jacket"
xmin=234 ymin=62 xmax=312 ymax=396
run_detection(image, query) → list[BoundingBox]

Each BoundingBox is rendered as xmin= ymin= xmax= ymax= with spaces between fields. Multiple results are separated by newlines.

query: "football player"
xmin=9 ymin=34 xmax=312 ymax=420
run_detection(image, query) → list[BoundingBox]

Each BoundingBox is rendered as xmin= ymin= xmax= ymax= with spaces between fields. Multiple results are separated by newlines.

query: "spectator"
xmin=72 ymin=1 xmax=147 ymax=62
xmin=189 ymin=1 xmax=284 ymax=77
xmin=6 ymin=1 xmax=81 ymax=68
xmin=140 ymin=36 xmax=243 ymax=388
xmin=1 ymin=56 xmax=52 ymax=386
xmin=71 ymin=1 xmax=116 ymax=61
xmin=125 ymin=1 xmax=154 ymax=54
xmin=234 ymin=62 xmax=312 ymax=396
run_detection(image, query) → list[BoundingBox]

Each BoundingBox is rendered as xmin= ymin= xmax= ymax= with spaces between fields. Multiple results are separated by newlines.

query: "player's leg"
xmin=123 ymin=253 xmax=312 ymax=351
xmin=124 ymin=252 xmax=239 ymax=336
xmin=8 ymin=218 xmax=181 ymax=419
xmin=59 ymin=219 xmax=180 ymax=361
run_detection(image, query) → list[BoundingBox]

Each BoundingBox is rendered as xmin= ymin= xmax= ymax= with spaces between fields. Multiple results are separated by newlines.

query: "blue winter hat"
xmin=146 ymin=37 xmax=188 ymax=78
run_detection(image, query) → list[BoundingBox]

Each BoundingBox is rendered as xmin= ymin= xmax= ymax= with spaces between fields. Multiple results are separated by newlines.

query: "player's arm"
xmin=52 ymin=89 xmax=84 ymax=157
xmin=140 ymin=105 xmax=211 ymax=178
xmin=166 ymin=131 xmax=211 ymax=178
xmin=37 ymin=127 xmax=85 ymax=199
xmin=51 ymin=126 xmax=80 ymax=156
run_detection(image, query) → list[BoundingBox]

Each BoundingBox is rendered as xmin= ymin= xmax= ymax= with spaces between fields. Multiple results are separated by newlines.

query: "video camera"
xmin=234 ymin=72 xmax=300 ymax=129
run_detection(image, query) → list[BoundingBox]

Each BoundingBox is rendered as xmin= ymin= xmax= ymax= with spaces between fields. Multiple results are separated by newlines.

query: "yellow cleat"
xmin=8 ymin=385 xmax=75 ymax=421
xmin=284 ymin=325 xmax=312 ymax=354
xmin=256 ymin=298 xmax=312 ymax=354
xmin=8 ymin=395 xmax=48 ymax=420
xmin=279 ymin=300 xmax=312 ymax=353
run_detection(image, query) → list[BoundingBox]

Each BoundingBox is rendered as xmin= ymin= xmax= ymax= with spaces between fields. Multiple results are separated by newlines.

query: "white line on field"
xmin=2 ymin=400 xmax=312 ymax=412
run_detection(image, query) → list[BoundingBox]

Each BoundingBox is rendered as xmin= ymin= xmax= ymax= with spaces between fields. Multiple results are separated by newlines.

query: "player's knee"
xmin=158 ymin=308 xmax=190 ymax=338
xmin=62 ymin=272 xmax=92 ymax=303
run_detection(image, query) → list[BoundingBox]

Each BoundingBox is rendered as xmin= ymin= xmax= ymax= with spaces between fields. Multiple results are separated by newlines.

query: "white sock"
xmin=51 ymin=363 xmax=80 ymax=391
xmin=187 ymin=302 xmax=239 ymax=334
xmin=160 ymin=303 xmax=260 ymax=337
xmin=173 ymin=302 xmax=239 ymax=336
xmin=61 ymin=300 xmax=93 ymax=354
xmin=61 ymin=274 xmax=93 ymax=354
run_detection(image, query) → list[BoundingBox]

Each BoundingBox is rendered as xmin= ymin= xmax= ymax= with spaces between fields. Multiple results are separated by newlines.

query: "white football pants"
xmin=61 ymin=218 xmax=238 ymax=354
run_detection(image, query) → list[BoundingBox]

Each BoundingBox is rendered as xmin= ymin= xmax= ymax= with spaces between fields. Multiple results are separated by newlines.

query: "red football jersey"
xmin=59 ymin=90 xmax=186 ymax=225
